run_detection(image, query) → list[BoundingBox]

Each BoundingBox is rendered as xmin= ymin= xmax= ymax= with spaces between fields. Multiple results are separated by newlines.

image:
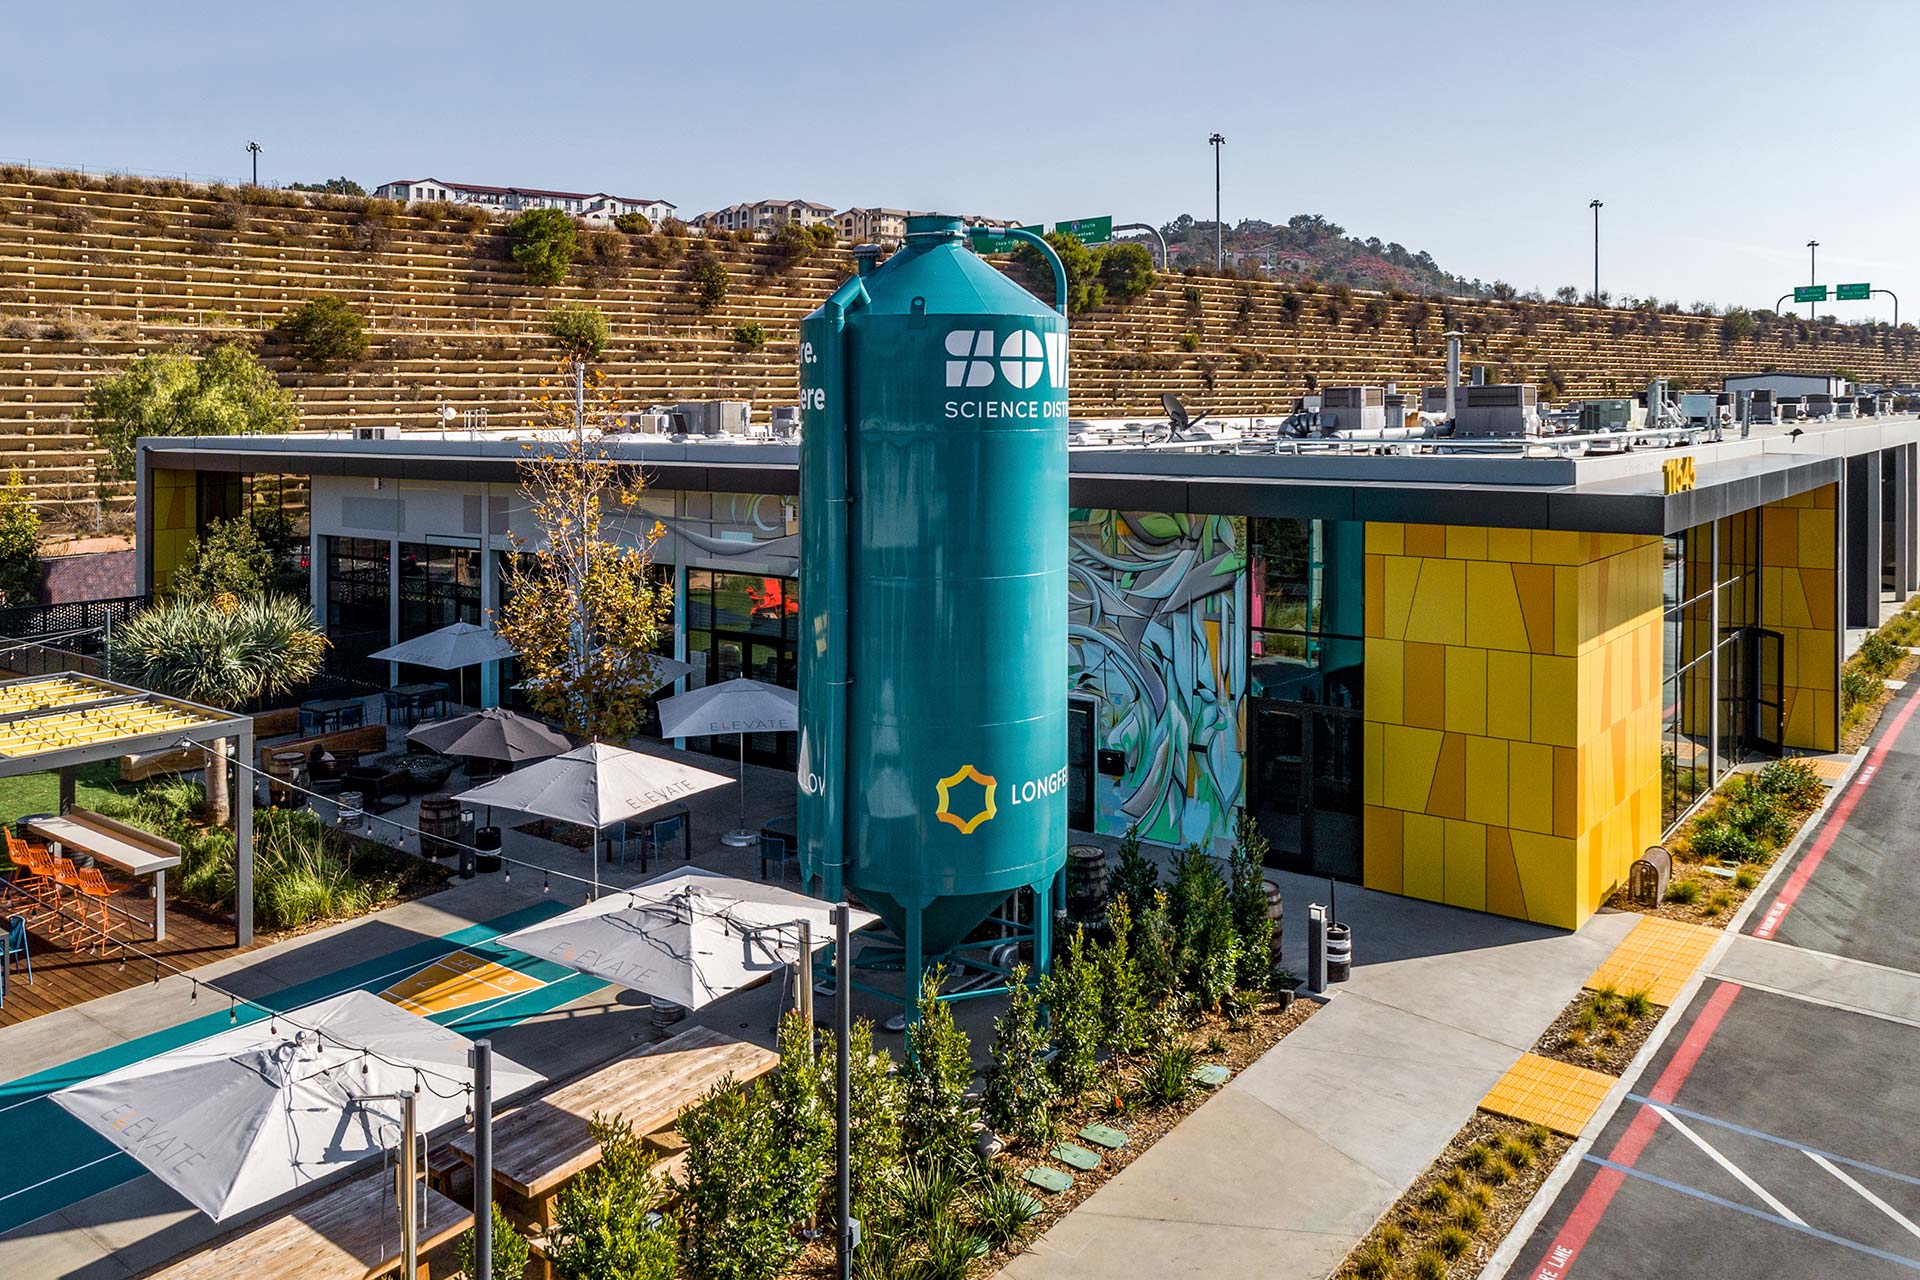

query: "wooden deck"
xmin=0 ymin=896 xmax=253 ymax=1027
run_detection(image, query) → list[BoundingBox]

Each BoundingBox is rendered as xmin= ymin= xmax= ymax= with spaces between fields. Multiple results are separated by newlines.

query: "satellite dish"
xmin=1161 ymin=392 xmax=1192 ymax=432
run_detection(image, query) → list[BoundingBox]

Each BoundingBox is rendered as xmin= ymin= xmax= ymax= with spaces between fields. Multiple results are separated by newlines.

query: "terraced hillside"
xmin=4 ymin=169 xmax=1919 ymax=520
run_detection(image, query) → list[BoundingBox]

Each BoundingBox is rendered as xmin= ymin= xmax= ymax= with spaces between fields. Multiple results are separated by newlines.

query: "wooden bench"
xmin=256 ymin=723 xmax=388 ymax=772
xmin=449 ymin=1023 xmax=777 ymax=1232
xmin=145 ymin=1167 xmax=472 ymax=1280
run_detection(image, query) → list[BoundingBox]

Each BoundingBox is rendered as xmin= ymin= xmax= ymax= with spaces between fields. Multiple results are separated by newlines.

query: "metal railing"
xmin=0 ymin=594 xmax=147 ymax=654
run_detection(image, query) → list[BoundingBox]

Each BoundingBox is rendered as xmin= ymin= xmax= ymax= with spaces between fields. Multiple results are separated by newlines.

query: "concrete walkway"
xmin=999 ymin=871 xmax=1639 ymax=1280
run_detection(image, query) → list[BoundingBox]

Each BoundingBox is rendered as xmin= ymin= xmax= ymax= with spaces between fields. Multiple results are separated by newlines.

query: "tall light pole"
xmin=246 ymin=141 xmax=261 ymax=186
xmin=1209 ymin=132 xmax=1226 ymax=271
xmin=1807 ymin=239 xmax=1820 ymax=320
xmin=1589 ymin=199 xmax=1603 ymax=304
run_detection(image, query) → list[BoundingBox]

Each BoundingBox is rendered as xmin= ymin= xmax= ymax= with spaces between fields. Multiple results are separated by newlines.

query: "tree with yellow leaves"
xmin=496 ymin=330 xmax=673 ymax=743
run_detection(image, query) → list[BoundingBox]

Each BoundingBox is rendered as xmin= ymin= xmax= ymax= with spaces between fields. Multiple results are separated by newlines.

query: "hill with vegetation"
xmin=1158 ymin=213 xmax=1492 ymax=295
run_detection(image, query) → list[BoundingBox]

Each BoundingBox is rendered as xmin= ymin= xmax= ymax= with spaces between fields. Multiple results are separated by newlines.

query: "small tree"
xmin=1109 ymin=824 xmax=1158 ymax=921
xmin=679 ymin=1076 xmax=799 ymax=1280
xmin=769 ymin=222 xmax=815 ymax=271
xmin=1167 ymin=845 xmax=1238 ymax=1011
xmin=288 ymin=177 xmax=365 ymax=196
xmin=612 ymin=212 xmax=652 ymax=235
xmin=1013 ymin=231 xmax=1104 ymax=312
xmin=167 ymin=516 xmax=269 ymax=601
xmin=844 ymin=1017 xmax=904 ymax=1228
xmin=1228 ymin=813 xmax=1274 ymax=990
xmin=983 ymin=963 xmax=1051 ymax=1149
xmin=547 ymin=1113 xmax=678 ymax=1280
xmin=901 ymin=967 xmax=977 ymax=1171
xmin=733 ymin=322 xmax=768 ymax=350
xmin=457 ymin=1202 xmax=531 ymax=1280
xmin=1099 ymin=241 xmax=1157 ymax=304
xmin=0 ymin=469 xmax=40 ymax=607
xmin=765 ymin=1012 xmax=834 ymax=1234
xmin=507 ymin=207 xmax=578 ymax=286
xmin=689 ymin=252 xmax=730 ymax=312
xmin=276 ymin=294 xmax=367 ymax=367
xmin=543 ymin=303 xmax=611 ymax=362
xmin=1097 ymin=894 xmax=1149 ymax=1058
xmin=85 ymin=345 xmax=296 ymax=479
xmin=1043 ymin=927 xmax=1103 ymax=1102
xmin=1134 ymin=886 xmax=1178 ymax=1008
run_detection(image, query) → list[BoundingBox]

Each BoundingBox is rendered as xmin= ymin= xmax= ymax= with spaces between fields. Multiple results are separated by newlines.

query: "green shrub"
xmin=1664 ymin=878 xmax=1703 ymax=905
xmin=276 ymin=294 xmax=367 ymax=367
xmin=1858 ymin=630 xmax=1904 ymax=674
xmin=1753 ymin=758 xmax=1825 ymax=812
xmin=1377 ymin=1222 xmax=1405 ymax=1255
xmin=1179 ymin=331 xmax=1201 ymax=352
xmin=845 ymin=1018 xmax=903 ymax=1227
xmin=983 ymin=963 xmax=1052 ymax=1149
xmin=769 ymin=222 xmax=816 ymax=271
xmin=0 ymin=468 xmax=39 ymax=607
xmin=1228 ymin=812 xmax=1275 ymax=989
xmin=1097 ymin=893 xmax=1149 ymax=1058
xmin=916 ymin=1206 xmax=985 ymax=1280
xmin=1500 ymin=1136 xmax=1536 ymax=1169
xmin=1419 ymin=1182 xmax=1456 ymax=1213
xmin=506 ymin=208 xmax=578 ymax=285
xmin=1734 ymin=865 xmax=1760 ymax=890
xmin=1138 ymin=1040 xmax=1196 ymax=1106
xmin=458 ymin=1203 xmax=531 ymax=1280
xmin=1436 ymin=1225 xmax=1473 ymax=1259
xmin=1012 ymin=232 xmax=1105 ymax=312
xmin=1842 ymin=665 xmax=1882 ymax=713
xmin=967 ymin=1175 xmax=1041 ymax=1246
xmin=1482 ymin=1155 xmax=1515 ymax=1185
xmin=1620 ymin=990 xmax=1653 ymax=1018
xmin=1524 ymin=1123 xmax=1553 ymax=1150
xmin=1467 ymin=1181 xmax=1494 ymax=1210
xmin=901 ymin=968 xmax=978 ymax=1170
xmin=612 ymin=212 xmax=652 ymax=235
xmin=1045 ymin=927 xmax=1104 ymax=1100
xmin=547 ymin=1113 xmax=677 ymax=1280
xmin=1133 ymin=888 xmax=1179 ymax=1007
xmin=765 ymin=1011 xmax=834 ymax=1226
xmin=891 ymin=1158 xmax=962 ymax=1227
xmin=1098 ymin=242 xmax=1157 ymax=304
xmin=1108 ymin=825 xmax=1158 ymax=921
xmin=679 ymin=1065 xmax=810 ymax=1280
xmin=1454 ymin=1202 xmax=1485 ymax=1232
xmin=542 ymin=303 xmax=610 ymax=362
xmin=732 ymin=322 xmax=768 ymax=350
xmin=1688 ymin=821 xmax=1764 ymax=864
xmin=689 ymin=253 xmax=730 ymax=312
xmin=1704 ymin=888 xmax=1734 ymax=917
xmin=167 ymin=516 xmax=268 ymax=601
xmin=1458 ymin=1142 xmax=1491 ymax=1172
xmin=85 ymin=345 xmax=296 ymax=478
xmin=1167 ymin=845 xmax=1238 ymax=1011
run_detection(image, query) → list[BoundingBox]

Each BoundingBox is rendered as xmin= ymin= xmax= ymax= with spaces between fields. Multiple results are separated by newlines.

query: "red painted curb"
xmin=1754 ymin=688 xmax=1920 ymax=941
xmin=1525 ymin=982 xmax=1743 ymax=1280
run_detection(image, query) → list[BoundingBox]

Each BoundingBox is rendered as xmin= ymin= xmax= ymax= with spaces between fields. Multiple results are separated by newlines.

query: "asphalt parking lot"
xmin=1515 ymin=981 xmax=1920 ymax=1279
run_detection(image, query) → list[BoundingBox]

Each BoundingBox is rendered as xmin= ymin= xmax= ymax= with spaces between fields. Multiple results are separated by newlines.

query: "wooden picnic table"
xmin=450 ymin=1022 xmax=777 ymax=1227
xmin=28 ymin=808 xmax=181 ymax=940
xmin=146 ymin=1166 xmax=471 ymax=1280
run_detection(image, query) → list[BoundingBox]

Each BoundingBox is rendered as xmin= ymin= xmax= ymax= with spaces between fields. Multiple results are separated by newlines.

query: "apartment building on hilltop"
xmin=691 ymin=199 xmax=838 ymax=235
xmin=372 ymin=178 xmax=675 ymax=224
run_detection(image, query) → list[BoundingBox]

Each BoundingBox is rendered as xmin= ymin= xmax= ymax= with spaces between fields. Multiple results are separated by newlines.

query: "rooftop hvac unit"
xmin=671 ymin=400 xmax=752 ymax=437
xmin=771 ymin=405 xmax=800 ymax=436
xmin=1577 ymin=399 xmax=1637 ymax=432
xmin=1779 ymin=399 xmax=1802 ymax=422
xmin=1319 ymin=385 xmax=1386 ymax=433
xmin=353 ymin=425 xmax=401 ymax=440
xmin=1679 ymin=393 xmax=1720 ymax=428
xmin=1454 ymin=384 xmax=1539 ymax=438
xmin=1746 ymin=389 xmax=1778 ymax=424
xmin=1421 ymin=386 xmax=1450 ymax=415
xmin=1805 ymin=393 xmax=1835 ymax=419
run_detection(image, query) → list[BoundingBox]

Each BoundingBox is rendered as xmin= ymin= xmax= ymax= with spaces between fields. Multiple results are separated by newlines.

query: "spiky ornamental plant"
xmin=983 ymin=963 xmax=1052 ymax=1150
xmin=108 ymin=593 xmax=326 ymax=824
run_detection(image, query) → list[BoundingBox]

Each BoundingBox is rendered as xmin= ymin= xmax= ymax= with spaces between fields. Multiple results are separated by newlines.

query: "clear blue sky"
xmin=8 ymin=0 xmax=1917 ymax=318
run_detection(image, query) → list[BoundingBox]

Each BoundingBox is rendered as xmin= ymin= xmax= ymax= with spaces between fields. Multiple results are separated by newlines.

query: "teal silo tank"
xmin=798 ymin=216 xmax=1068 ymax=988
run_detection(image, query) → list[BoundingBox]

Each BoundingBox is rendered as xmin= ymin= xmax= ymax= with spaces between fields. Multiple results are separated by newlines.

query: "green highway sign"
xmin=969 ymin=224 xmax=1042 ymax=254
xmin=1836 ymin=282 xmax=1872 ymax=301
xmin=1053 ymin=216 xmax=1113 ymax=245
xmin=1794 ymin=285 xmax=1829 ymax=304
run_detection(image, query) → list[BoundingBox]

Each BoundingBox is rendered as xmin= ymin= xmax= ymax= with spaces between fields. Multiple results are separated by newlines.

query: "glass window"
xmin=324 ymin=537 xmax=389 ymax=678
xmin=681 ymin=567 xmax=797 ymax=767
xmin=1248 ymin=517 xmax=1364 ymax=709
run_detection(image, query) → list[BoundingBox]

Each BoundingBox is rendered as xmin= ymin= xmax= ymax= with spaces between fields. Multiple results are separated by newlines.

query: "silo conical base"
xmin=851 ymin=875 xmax=1057 ymax=1025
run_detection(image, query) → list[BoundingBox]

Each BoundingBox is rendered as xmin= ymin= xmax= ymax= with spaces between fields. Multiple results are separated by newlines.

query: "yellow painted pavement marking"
xmin=1480 ymin=1052 xmax=1616 ymax=1136
xmin=380 ymin=950 xmax=544 ymax=1015
xmin=1583 ymin=915 xmax=1719 ymax=1007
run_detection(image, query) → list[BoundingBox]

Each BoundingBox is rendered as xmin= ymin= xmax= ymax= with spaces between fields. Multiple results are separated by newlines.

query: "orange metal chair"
xmin=7 ymin=842 xmax=59 ymax=925
xmin=65 ymin=866 xmax=119 ymax=953
xmin=44 ymin=856 xmax=82 ymax=947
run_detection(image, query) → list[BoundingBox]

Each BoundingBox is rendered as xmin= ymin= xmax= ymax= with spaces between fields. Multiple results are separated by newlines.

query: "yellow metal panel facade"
xmin=1759 ymin=485 xmax=1841 ymax=752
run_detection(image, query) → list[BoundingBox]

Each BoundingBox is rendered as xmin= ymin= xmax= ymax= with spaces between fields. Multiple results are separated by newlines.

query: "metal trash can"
xmin=1326 ymin=921 xmax=1352 ymax=983
xmin=475 ymin=826 xmax=502 ymax=874
xmin=335 ymin=791 xmax=364 ymax=832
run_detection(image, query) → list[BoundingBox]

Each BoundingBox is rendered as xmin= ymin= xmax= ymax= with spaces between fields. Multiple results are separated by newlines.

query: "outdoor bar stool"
xmin=11 ymin=842 xmax=61 ymax=926
xmin=64 ymin=866 xmax=120 ymax=953
xmin=44 ymin=855 xmax=81 ymax=945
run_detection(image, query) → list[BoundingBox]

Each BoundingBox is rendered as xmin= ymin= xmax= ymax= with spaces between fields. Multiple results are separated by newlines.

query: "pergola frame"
xmin=0 ymin=673 xmax=257 ymax=944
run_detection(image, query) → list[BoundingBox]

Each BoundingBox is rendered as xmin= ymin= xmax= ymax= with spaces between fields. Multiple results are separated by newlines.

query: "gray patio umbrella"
xmin=407 ymin=707 xmax=572 ymax=764
xmin=454 ymin=742 xmax=734 ymax=896
xmin=655 ymin=678 xmax=799 ymax=848
xmin=368 ymin=621 xmax=516 ymax=669
xmin=50 ymin=990 xmax=541 ymax=1222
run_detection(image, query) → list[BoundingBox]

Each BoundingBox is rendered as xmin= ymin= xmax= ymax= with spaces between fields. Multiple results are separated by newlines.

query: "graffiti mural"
xmin=1069 ymin=510 xmax=1245 ymax=851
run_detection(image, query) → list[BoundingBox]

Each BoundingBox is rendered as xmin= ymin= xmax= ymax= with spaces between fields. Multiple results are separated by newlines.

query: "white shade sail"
xmin=453 ymin=741 xmax=733 ymax=830
xmin=496 ymin=867 xmax=877 ymax=1009
xmin=656 ymin=678 xmax=799 ymax=739
xmin=50 ymin=990 xmax=541 ymax=1222
xmin=369 ymin=621 xmax=516 ymax=669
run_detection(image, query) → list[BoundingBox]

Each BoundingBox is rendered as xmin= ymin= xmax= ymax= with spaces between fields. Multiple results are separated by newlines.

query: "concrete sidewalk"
xmin=999 ymin=872 xmax=1638 ymax=1280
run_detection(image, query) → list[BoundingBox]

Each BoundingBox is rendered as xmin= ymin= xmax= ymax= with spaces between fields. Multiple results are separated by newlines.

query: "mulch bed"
xmin=1336 ymin=1112 xmax=1570 ymax=1280
xmin=788 ymin=992 xmax=1318 ymax=1279
xmin=1529 ymin=993 xmax=1664 ymax=1075
xmin=1843 ymin=651 xmax=1919 ymax=752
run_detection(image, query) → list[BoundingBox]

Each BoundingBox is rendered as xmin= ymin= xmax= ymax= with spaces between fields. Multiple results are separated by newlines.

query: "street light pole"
xmin=1589 ymin=199 xmax=1602 ymax=304
xmin=1807 ymin=239 xmax=1820 ymax=321
xmin=246 ymin=141 xmax=261 ymax=187
xmin=1209 ymin=133 xmax=1226 ymax=271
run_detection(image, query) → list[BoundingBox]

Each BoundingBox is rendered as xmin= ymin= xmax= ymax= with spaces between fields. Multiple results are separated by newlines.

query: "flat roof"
xmin=141 ymin=412 xmax=1920 ymax=537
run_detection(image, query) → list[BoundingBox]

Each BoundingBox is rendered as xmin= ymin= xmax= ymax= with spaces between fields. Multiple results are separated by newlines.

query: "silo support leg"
xmin=903 ymin=908 xmax=923 ymax=1029
xmin=1033 ymin=878 xmax=1054 ymax=979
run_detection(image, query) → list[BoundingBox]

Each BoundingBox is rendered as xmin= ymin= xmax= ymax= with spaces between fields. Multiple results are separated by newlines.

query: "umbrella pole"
xmin=835 ymin=902 xmax=853 ymax=1280
xmin=722 ymin=730 xmax=756 ymax=847
xmin=591 ymin=828 xmax=600 ymax=899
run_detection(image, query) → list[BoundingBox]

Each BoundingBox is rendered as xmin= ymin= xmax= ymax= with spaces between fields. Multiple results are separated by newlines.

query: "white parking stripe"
xmin=1653 ymin=1103 xmax=1807 ymax=1225
xmin=1808 ymin=1150 xmax=1920 ymax=1242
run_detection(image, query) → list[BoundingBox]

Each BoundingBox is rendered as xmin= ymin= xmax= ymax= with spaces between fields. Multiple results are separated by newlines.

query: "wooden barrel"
xmin=418 ymin=794 xmax=461 ymax=859
xmin=1066 ymin=844 xmax=1109 ymax=926
xmin=265 ymin=749 xmax=305 ymax=808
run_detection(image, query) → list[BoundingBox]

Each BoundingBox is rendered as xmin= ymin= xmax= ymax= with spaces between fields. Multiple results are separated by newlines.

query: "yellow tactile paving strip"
xmin=1583 ymin=915 xmax=1720 ymax=1006
xmin=1480 ymin=1052 xmax=1616 ymax=1136
xmin=1802 ymin=757 xmax=1852 ymax=781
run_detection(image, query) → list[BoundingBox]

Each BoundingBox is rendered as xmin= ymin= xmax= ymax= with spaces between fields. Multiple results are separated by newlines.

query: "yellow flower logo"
xmin=934 ymin=764 xmax=997 ymax=835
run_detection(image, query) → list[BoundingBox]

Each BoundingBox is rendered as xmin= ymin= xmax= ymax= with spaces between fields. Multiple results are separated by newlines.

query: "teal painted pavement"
xmin=0 ymin=899 xmax=603 ymax=1235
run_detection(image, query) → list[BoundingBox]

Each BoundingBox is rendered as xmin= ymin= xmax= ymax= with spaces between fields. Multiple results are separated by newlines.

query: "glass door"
xmin=1249 ymin=701 xmax=1363 ymax=881
xmin=1067 ymin=700 xmax=1096 ymax=832
xmin=1747 ymin=628 xmax=1785 ymax=756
